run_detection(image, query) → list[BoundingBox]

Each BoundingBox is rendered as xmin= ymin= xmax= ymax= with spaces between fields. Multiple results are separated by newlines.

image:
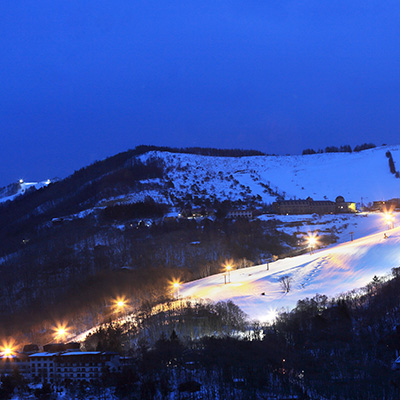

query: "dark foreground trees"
xmin=77 ymin=270 xmax=400 ymax=400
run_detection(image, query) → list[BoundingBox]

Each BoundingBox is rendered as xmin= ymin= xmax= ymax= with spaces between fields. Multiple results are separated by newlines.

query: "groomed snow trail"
xmin=180 ymin=226 xmax=400 ymax=322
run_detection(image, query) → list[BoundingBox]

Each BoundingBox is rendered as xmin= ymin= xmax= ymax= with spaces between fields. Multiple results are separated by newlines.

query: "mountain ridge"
xmin=0 ymin=144 xmax=399 ymax=337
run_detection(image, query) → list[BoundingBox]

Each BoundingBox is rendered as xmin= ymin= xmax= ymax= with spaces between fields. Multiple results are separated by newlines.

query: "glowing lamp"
xmin=308 ymin=237 xmax=317 ymax=246
xmin=384 ymin=212 xmax=395 ymax=229
xmin=4 ymin=348 xmax=12 ymax=357
xmin=57 ymin=328 xmax=66 ymax=336
xmin=112 ymin=296 xmax=128 ymax=314
xmin=306 ymin=233 xmax=318 ymax=255
xmin=1 ymin=341 xmax=16 ymax=358
xmin=53 ymin=323 xmax=69 ymax=341
xmin=171 ymin=280 xmax=182 ymax=300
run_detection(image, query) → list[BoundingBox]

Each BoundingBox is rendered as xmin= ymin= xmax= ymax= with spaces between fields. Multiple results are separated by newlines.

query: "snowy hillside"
xmin=4 ymin=145 xmax=400 ymax=215
xmin=0 ymin=179 xmax=51 ymax=203
xmin=180 ymin=213 xmax=400 ymax=322
xmin=3 ymin=144 xmax=400 ymax=339
xmin=135 ymin=145 xmax=400 ymax=206
xmin=259 ymin=212 xmax=388 ymax=243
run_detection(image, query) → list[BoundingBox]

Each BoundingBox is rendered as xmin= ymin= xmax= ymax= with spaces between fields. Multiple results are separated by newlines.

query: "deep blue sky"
xmin=2 ymin=1 xmax=400 ymax=187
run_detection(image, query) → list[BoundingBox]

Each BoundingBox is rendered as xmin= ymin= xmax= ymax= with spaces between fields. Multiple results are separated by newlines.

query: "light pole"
xmin=223 ymin=263 xmax=233 ymax=284
xmin=385 ymin=213 xmax=394 ymax=229
xmin=226 ymin=264 xmax=232 ymax=284
xmin=173 ymin=282 xmax=181 ymax=300
xmin=307 ymin=235 xmax=317 ymax=255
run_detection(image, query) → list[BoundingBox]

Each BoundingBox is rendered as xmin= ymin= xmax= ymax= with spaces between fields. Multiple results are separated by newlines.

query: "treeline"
xmin=270 ymin=268 xmax=400 ymax=399
xmin=79 ymin=302 xmax=300 ymax=400
xmin=0 ymin=214 xmax=294 ymax=335
xmin=84 ymin=300 xmax=248 ymax=352
xmin=303 ymin=143 xmax=376 ymax=155
xmin=6 ymin=267 xmax=400 ymax=399
xmin=78 ymin=269 xmax=400 ymax=399
xmin=0 ymin=157 xmax=164 ymax=257
xmin=102 ymin=199 xmax=169 ymax=221
xmin=133 ymin=144 xmax=266 ymax=157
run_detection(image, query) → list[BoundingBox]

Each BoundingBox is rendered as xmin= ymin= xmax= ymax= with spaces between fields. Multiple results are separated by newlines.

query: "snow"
xmin=29 ymin=352 xmax=56 ymax=357
xmin=98 ymin=190 xmax=167 ymax=206
xmin=61 ymin=351 xmax=101 ymax=356
xmin=139 ymin=145 xmax=400 ymax=205
xmin=180 ymin=213 xmax=400 ymax=322
xmin=259 ymin=212 xmax=389 ymax=244
xmin=0 ymin=180 xmax=51 ymax=203
xmin=69 ymin=212 xmax=399 ymax=342
xmin=5 ymin=146 xmax=400 ymax=338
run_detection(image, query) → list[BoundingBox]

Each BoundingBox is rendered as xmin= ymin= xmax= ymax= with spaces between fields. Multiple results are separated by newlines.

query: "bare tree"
xmin=279 ymin=275 xmax=292 ymax=293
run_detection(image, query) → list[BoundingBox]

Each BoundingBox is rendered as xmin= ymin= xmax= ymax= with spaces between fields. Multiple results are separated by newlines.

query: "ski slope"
xmin=0 ymin=180 xmax=51 ymax=203
xmin=71 ymin=212 xmax=398 ymax=342
xmin=180 ymin=218 xmax=400 ymax=322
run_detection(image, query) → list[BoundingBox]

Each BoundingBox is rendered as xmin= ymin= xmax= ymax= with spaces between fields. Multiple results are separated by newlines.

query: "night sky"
xmin=2 ymin=1 xmax=400 ymax=187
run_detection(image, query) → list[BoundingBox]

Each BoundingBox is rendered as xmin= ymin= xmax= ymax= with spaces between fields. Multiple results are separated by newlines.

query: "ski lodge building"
xmin=0 ymin=343 xmax=121 ymax=383
xmin=273 ymin=196 xmax=356 ymax=215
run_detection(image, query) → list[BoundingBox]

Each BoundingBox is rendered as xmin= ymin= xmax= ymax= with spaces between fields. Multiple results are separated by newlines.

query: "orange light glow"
xmin=1 ymin=340 xmax=17 ymax=357
xmin=383 ymin=211 xmax=395 ymax=229
xmin=4 ymin=348 xmax=12 ymax=356
xmin=385 ymin=213 xmax=394 ymax=224
xmin=170 ymin=279 xmax=183 ymax=290
xmin=222 ymin=260 xmax=234 ymax=284
xmin=222 ymin=259 xmax=235 ymax=272
xmin=308 ymin=236 xmax=317 ymax=246
xmin=306 ymin=232 xmax=318 ymax=254
xmin=53 ymin=323 xmax=69 ymax=342
xmin=112 ymin=296 xmax=128 ymax=313
xmin=306 ymin=233 xmax=318 ymax=245
xmin=170 ymin=280 xmax=182 ymax=299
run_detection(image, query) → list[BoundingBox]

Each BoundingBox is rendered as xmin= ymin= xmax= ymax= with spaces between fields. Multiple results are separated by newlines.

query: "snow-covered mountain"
xmin=132 ymin=145 xmax=400 ymax=207
xmin=2 ymin=145 xmax=400 ymax=211
xmin=180 ymin=212 xmax=400 ymax=322
xmin=1 ymin=144 xmax=400 ymax=336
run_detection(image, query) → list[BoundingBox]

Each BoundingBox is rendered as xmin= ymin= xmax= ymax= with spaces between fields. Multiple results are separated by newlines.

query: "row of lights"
xmin=0 ymin=296 xmax=131 ymax=358
xmin=9 ymin=213 xmax=392 ymax=358
xmin=116 ymin=213 xmax=396 ymax=327
xmin=0 ymin=227 xmax=342 ymax=357
xmin=306 ymin=211 xmax=396 ymax=254
xmin=0 ymin=226 xmax=351 ymax=358
xmin=171 ymin=260 xmax=234 ymax=300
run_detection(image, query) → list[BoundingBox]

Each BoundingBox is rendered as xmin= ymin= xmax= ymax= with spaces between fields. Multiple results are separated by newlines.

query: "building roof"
xmin=29 ymin=352 xmax=57 ymax=358
xmin=29 ymin=351 xmax=112 ymax=358
xmin=61 ymin=352 xmax=102 ymax=356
